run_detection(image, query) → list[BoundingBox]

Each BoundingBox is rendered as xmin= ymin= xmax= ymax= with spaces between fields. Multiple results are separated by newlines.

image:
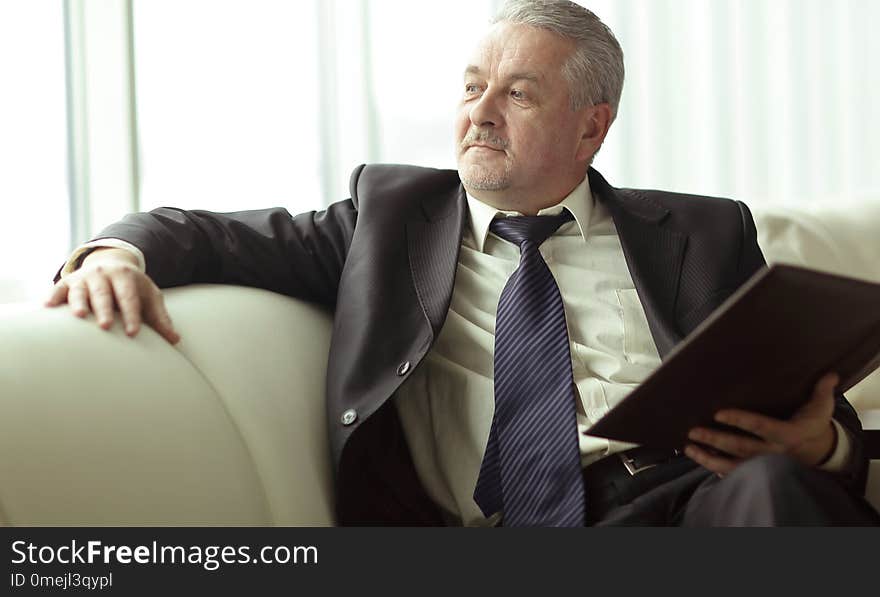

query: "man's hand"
xmin=45 ymin=248 xmax=180 ymax=344
xmin=684 ymin=372 xmax=839 ymax=475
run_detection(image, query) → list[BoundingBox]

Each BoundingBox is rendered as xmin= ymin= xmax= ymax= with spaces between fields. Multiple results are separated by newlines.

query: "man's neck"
xmin=465 ymin=189 xmax=572 ymax=216
xmin=463 ymin=174 xmax=588 ymax=216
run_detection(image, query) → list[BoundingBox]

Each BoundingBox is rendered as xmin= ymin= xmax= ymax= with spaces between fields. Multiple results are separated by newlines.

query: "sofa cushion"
xmin=754 ymin=201 xmax=880 ymax=411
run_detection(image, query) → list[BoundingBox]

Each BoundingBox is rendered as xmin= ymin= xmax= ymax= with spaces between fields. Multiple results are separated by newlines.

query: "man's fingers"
xmin=85 ymin=272 xmax=115 ymax=329
xmin=47 ymin=264 xmax=176 ymax=344
xmin=66 ymin=280 xmax=90 ymax=317
xmin=795 ymin=372 xmax=838 ymax=419
xmin=817 ymin=372 xmax=840 ymax=393
xmin=109 ymin=273 xmax=143 ymax=336
xmin=684 ymin=444 xmax=738 ymax=476
xmin=143 ymin=291 xmax=180 ymax=345
xmin=45 ymin=280 xmax=70 ymax=307
xmin=687 ymin=427 xmax=781 ymax=460
xmin=713 ymin=409 xmax=788 ymax=445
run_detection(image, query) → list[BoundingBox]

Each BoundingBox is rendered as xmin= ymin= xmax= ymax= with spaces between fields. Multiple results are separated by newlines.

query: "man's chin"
xmin=458 ymin=164 xmax=511 ymax=193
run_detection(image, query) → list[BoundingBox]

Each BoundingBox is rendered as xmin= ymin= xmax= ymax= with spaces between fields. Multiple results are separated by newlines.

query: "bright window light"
xmin=0 ymin=1 xmax=69 ymax=303
xmin=133 ymin=0 xmax=322 ymax=214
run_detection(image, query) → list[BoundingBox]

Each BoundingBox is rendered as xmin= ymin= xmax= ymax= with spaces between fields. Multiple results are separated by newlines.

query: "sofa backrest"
xmin=753 ymin=200 xmax=880 ymax=411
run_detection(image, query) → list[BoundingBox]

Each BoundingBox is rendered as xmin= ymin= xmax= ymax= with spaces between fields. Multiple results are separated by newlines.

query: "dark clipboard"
xmin=586 ymin=264 xmax=880 ymax=449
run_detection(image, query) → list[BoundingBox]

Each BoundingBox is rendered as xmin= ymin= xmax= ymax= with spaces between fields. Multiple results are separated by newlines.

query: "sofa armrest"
xmin=0 ymin=285 xmax=335 ymax=526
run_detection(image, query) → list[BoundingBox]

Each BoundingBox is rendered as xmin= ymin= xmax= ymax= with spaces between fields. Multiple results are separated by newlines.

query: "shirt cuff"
xmin=59 ymin=239 xmax=147 ymax=278
xmin=817 ymin=419 xmax=852 ymax=473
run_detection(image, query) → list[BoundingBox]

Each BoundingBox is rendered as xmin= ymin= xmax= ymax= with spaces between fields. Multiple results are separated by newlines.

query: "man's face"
xmin=455 ymin=22 xmax=594 ymax=212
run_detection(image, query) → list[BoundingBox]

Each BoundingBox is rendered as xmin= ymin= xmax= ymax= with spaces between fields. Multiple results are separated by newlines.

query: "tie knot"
xmin=489 ymin=210 xmax=573 ymax=249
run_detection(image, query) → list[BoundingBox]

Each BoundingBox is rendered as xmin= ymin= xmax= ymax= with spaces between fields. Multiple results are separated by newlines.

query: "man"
xmin=47 ymin=0 xmax=879 ymax=526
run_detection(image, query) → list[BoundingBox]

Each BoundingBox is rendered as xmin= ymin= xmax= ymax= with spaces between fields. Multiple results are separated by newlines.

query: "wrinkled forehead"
xmin=466 ymin=21 xmax=574 ymax=81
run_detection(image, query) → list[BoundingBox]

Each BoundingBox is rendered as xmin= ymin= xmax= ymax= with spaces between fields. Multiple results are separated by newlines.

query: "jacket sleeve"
xmin=84 ymin=200 xmax=357 ymax=308
xmin=737 ymin=200 xmax=869 ymax=493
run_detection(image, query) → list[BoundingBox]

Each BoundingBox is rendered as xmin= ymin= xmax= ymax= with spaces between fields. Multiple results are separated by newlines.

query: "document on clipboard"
xmin=586 ymin=264 xmax=880 ymax=449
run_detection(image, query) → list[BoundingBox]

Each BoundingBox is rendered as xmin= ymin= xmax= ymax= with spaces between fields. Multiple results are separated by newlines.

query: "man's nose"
xmin=469 ymin=90 xmax=503 ymax=129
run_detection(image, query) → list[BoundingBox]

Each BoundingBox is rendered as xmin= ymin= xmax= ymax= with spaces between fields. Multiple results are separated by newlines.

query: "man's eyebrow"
xmin=463 ymin=65 xmax=542 ymax=84
xmin=507 ymin=72 xmax=541 ymax=84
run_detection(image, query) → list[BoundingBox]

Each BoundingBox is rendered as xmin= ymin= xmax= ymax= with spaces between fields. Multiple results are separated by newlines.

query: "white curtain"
xmin=0 ymin=1 xmax=68 ymax=303
xmin=589 ymin=0 xmax=880 ymax=207
xmin=2 ymin=0 xmax=878 ymax=303
xmin=133 ymin=0 xmax=501 ymax=212
xmin=133 ymin=0 xmax=880 ymax=215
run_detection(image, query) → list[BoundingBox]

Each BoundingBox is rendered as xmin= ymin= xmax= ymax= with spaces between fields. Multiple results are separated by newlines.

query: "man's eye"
xmin=510 ymin=89 xmax=526 ymax=100
xmin=465 ymin=84 xmax=481 ymax=95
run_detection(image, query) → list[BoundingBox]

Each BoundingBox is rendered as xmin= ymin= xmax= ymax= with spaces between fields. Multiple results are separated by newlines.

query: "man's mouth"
xmin=467 ymin=144 xmax=505 ymax=152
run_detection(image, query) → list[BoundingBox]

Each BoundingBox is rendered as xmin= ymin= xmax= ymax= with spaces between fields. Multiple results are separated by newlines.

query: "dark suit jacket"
xmin=89 ymin=164 xmax=869 ymax=525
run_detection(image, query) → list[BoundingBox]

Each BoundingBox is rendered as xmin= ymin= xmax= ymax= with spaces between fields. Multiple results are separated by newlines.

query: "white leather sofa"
xmin=1 ymin=201 xmax=878 ymax=526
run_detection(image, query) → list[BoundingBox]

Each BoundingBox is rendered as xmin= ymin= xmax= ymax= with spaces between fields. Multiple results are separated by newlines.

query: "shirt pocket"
xmin=615 ymin=288 xmax=660 ymax=366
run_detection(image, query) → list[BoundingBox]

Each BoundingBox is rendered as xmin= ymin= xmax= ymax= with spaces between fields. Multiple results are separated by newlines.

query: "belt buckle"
xmin=619 ymin=449 xmax=682 ymax=476
xmin=619 ymin=453 xmax=656 ymax=476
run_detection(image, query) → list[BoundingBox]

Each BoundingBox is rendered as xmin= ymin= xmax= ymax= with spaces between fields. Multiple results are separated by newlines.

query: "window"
xmin=1 ymin=0 xmax=877 ymax=305
xmin=0 ymin=1 xmax=69 ymax=303
xmin=133 ymin=0 xmax=322 ymax=213
xmin=133 ymin=0 xmax=499 ymax=212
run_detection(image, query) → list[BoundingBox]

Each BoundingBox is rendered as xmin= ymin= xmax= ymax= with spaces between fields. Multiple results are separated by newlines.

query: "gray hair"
xmin=492 ymin=0 xmax=625 ymax=119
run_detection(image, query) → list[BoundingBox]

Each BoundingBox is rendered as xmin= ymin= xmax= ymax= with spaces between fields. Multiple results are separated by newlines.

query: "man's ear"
xmin=575 ymin=103 xmax=613 ymax=163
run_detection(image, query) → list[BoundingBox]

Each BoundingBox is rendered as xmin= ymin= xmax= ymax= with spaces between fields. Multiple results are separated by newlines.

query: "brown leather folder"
xmin=586 ymin=264 xmax=880 ymax=449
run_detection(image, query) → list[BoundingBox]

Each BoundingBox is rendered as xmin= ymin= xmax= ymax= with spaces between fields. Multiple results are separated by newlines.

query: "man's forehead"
xmin=464 ymin=63 xmax=543 ymax=84
xmin=465 ymin=22 xmax=571 ymax=80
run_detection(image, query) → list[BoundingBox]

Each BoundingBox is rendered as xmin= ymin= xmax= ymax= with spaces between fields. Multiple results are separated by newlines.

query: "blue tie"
xmin=473 ymin=210 xmax=585 ymax=527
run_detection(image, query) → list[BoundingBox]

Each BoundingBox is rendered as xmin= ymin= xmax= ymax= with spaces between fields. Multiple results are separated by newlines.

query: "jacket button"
xmin=397 ymin=361 xmax=411 ymax=376
xmin=340 ymin=409 xmax=358 ymax=426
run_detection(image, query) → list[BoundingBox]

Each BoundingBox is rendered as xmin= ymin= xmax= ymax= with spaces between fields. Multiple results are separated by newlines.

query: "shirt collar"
xmin=465 ymin=175 xmax=594 ymax=252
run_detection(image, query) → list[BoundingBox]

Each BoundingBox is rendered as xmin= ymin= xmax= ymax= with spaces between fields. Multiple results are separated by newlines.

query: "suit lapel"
xmin=407 ymin=184 xmax=468 ymax=338
xmin=403 ymin=169 xmax=687 ymax=358
xmin=589 ymin=169 xmax=688 ymax=358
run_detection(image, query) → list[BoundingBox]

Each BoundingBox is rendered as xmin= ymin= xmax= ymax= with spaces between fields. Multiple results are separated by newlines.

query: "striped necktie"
xmin=473 ymin=210 xmax=585 ymax=526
